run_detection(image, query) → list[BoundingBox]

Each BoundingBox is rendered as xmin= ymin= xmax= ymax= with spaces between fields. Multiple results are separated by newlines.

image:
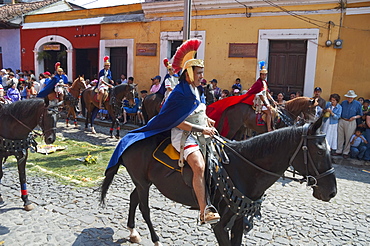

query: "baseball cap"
xmin=0 ymin=69 xmax=6 ymax=73
xmin=43 ymin=71 xmax=51 ymax=76
xmin=314 ymin=87 xmax=322 ymax=92
xmin=151 ymin=75 xmax=161 ymax=81
xmin=210 ymin=79 xmax=218 ymax=83
xmin=140 ymin=90 xmax=148 ymax=94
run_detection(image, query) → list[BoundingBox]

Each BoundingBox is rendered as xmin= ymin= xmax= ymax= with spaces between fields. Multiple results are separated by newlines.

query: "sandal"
xmin=200 ymin=205 xmax=220 ymax=225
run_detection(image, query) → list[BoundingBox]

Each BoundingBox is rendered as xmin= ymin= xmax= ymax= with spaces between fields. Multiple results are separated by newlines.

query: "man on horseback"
xmin=37 ymin=62 xmax=68 ymax=102
xmin=107 ymin=39 xmax=220 ymax=224
xmin=97 ymin=56 xmax=114 ymax=109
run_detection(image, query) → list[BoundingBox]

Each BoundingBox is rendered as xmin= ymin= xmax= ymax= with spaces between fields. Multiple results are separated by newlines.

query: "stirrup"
xmin=200 ymin=205 xmax=220 ymax=225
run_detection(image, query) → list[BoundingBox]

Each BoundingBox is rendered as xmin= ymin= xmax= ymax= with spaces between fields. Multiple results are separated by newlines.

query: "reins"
xmin=212 ymin=126 xmax=334 ymax=186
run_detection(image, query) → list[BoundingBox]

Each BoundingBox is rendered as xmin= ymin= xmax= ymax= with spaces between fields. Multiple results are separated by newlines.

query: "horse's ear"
xmin=310 ymin=98 xmax=319 ymax=107
xmin=44 ymin=97 xmax=49 ymax=107
xmin=308 ymin=116 xmax=323 ymax=135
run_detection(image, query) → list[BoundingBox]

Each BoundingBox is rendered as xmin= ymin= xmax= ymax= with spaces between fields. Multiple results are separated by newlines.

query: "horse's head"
xmin=74 ymin=75 xmax=87 ymax=90
xmin=290 ymin=117 xmax=337 ymax=202
xmin=126 ymin=84 xmax=136 ymax=107
xmin=41 ymin=99 xmax=60 ymax=144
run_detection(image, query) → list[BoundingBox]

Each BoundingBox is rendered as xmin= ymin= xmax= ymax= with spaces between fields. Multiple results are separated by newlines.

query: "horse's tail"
xmin=81 ymin=89 xmax=87 ymax=117
xmin=100 ymin=163 xmax=120 ymax=206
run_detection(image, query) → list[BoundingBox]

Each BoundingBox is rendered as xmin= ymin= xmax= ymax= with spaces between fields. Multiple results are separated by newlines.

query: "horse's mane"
xmin=284 ymin=97 xmax=312 ymax=113
xmin=0 ymin=99 xmax=44 ymax=119
xmin=228 ymin=126 xmax=302 ymax=158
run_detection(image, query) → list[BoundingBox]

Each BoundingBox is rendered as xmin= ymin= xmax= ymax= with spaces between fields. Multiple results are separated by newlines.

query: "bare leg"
xmin=186 ymin=151 xmax=206 ymax=214
xmin=263 ymin=109 xmax=272 ymax=132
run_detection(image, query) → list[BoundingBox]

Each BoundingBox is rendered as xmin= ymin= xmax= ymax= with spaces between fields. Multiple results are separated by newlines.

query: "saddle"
xmin=153 ymin=137 xmax=193 ymax=187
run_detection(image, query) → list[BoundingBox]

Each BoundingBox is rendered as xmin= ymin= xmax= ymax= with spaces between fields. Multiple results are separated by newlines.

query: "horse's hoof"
xmin=154 ymin=242 xmax=163 ymax=246
xmin=115 ymin=136 xmax=120 ymax=139
xmin=24 ymin=204 xmax=34 ymax=211
xmin=129 ymin=228 xmax=141 ymax=243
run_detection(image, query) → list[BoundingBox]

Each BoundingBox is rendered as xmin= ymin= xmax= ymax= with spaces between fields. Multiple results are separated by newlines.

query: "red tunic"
xmin=206 ymin=78 xmax=266 ymax=136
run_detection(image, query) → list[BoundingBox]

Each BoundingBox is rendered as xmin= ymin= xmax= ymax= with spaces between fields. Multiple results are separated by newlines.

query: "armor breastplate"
xmin=185 ymin=103 xmax=207 ymax=127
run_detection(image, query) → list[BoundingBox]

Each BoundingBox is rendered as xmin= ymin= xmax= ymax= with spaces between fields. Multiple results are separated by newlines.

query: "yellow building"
xmin=23 ymin=0 xmax=370 ymax=100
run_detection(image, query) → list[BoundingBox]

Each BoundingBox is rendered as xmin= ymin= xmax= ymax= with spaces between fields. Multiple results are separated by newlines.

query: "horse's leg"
xmin=72 ymin=106 xmax=78 ymax=127
xmin=109 ymin=118 xmax=114 ymax=138
xmin=0 ymin=155 xmax=4 ymax=205
xmin=230 ymin=217 xmax=244 ymax=246
xmin=115 ymin=118 xmax=120 ymax=139
xmin=91 ymin=107 xmax=99 ymax=134
xmin=212 ymin=210 xmax=233 ymax=246
xmin=85 ymin=108 xmax=89 ymax=131
xmin=136 ymin=185 xmax=161 ymax=245
xmin=127 ymin=188 xmax=141 ymax=243
xmin=15 ymin=151 xmax=34 ymax=211
xmin=66 ymin=107 xmax=70 ymax=127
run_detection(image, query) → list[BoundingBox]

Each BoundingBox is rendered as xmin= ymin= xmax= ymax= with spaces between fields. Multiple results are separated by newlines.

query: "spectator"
xmin=122 ymin=96 xmax=140 ymax=125
xmin=359 ymin=99 xmax=370 ymax=128
xmin=349 ymin=128 xmax=368 ymax=160
xmin=296 ymin=91 xmax=303 ymax=97
xmin=322 ymin=93 xmax=342 ymax=152
xmin=276 ymin=92 xmax=286 ymax=107
xmin=117 ymin=74 xmax=127 ymax=84
xmin=41 ymin=72 xmax=51 ymax=89
xmin=7 ymin=72 xmax=18 ymax=88
xmin=150 ymin=75 xmax=161 ymax=94
xmin=232 ymin=78 xmax=242 ymax=91
xmin=363 ymin=110 xmax=370 ymax=161
xmin=1 ymin=69 xmax=8 ymax=89
xmin=357 ymin=97 xmax=364 ymax=105
xmin=0 ymin=84 xmax=3 ymax=98
xmin=289 ymin=92 xmax=296 ymax=100
xmin=232 ymin=88 xmax=241 ymax=96
xmin=219 ymin=89 xmax=229 ymax=100
xmin=210 ymin=79 xmax=221 ymax=100
xmin=333 ymin=90 xmax=362 ymax=159
xmin=137 ymin=90 xmax=148 ymax=126
xmin=313 ymin=87 xmax=326 ymax=118
xmin=7 ymin=81 xmax=20 ymax=102
xmin=19 ymin=78 xmax=27 ymax=100
xmin=26 ymin=81 xmax=37 ymax=99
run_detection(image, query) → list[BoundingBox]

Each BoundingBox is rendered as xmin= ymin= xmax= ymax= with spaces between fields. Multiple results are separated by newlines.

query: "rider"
xmin=107 ymin=39 xmax=220 ymax=224
xmin=163 ymin=58 xmax=179 ymax=102
xmin=251 ymin=62 xmax=276 ymax=131
xmin=37 ymin=62 xmax=68 ymax=102
xmin=97 ymin=56 xmax=114 ymax=109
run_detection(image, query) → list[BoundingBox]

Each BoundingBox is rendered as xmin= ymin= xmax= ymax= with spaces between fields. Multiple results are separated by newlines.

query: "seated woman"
xmin=276 ymin=92 xmax=286 ymax=107
xmin=122 ymin=97 xmax=140 ymax=124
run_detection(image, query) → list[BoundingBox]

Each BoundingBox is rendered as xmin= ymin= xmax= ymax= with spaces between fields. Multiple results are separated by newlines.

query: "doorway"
xmin=75 ymin=48 xmax=98 ymax=80
xmin=110 ymin=47 xmax=127 ymax=82
xmin=268 ymin=40 xmax=307 ymax=99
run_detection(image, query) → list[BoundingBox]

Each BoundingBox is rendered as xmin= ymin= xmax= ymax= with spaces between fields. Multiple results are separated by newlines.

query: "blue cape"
xmin=99 ymin=69 xmax=112 ymax=80
xmin=37 ymin=74 xmax=68 ymax=98
xmin=107 ymin=80 xmax=200 ymax=169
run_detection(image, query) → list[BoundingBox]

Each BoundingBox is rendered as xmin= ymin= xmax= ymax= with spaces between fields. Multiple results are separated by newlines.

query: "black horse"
xmin=81 ymin=84 xmax=135 ymax=138
xmin=101 ymin=117 xmax=337 ymax=245
xmin=0 ymin=99 xmax=59 ymax=210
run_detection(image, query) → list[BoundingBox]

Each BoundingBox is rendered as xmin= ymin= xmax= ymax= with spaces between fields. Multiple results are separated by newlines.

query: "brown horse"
xmin=216 ymin=97 xmax=318 ymax=140
xmin=81 ymin=84 xmax=135 ymax=138
xmin=64 ymin=76 xmax=87 ymax=127
xmin=142 ymin=93 xmax=163 ymax=123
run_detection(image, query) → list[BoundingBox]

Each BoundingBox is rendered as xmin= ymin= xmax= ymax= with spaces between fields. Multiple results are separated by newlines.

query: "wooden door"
xmin=110 ymin=47 xmax=127 ymax=82
xmin=76 ymin=48 xmax=98 ymax=80
xmin=268 ymin=40 xmax=307 ymax=99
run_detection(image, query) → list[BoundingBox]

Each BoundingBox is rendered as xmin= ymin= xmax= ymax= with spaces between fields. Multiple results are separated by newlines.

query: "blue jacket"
xmin=324 ymin=102 xmax=342 ymax=124
xmin=107 ymin=80 xmax=201 ymax=169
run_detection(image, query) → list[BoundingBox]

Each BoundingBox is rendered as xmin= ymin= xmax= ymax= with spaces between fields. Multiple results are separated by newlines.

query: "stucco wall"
xmin=332 ymin=13 xmax=370 ymax=100
xmin=0 ymin=29 xmax=21 ymax=71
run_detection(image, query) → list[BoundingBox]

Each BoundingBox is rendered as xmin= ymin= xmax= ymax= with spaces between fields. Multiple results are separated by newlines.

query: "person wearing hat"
xmin=107 ymin=39 xmax=220 ymax=225
xmin=163 ymin=59 xmax=179 ymax=102
xmin=149 ymin=75 xmax=162 ymax=94
xmin=210 ymin=79 xmax=221 ymax=100
xmin=313 ymin=87 xmax=326 ymax=118
xmin=333 ymin=90 xmax=363 ymax=159
xmin=6 ymin=72 xmax=18 ymax=89
xmin=97 ymin=56 xmax=114 ymax=109
xmin=37 ymin=62 xmax=68 ymax=100
xmin=1 ymin=69 xmax=8 ymax=89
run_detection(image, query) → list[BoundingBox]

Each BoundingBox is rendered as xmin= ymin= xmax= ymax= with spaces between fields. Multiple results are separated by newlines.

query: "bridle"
xmin=287 ymin=126 xmax=335 ymax=187
xmin=213 ymin=125 xmax=334 ymax=187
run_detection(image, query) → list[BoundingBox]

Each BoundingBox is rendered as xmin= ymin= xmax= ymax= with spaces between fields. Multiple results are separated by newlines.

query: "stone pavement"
xmin=0 ymin=121 xmax=369 ymax=245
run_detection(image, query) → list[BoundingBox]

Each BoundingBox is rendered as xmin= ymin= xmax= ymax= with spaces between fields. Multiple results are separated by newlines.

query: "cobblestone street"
xmin=0 ymin=121 xmax=369 ymax=245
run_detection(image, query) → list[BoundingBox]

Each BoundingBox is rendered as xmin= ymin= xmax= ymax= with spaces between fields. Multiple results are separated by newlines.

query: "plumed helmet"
xmin=259 ymin=61 xmax=268 ymax=74
xmin=104 ymin=56 xmax=110 ymax=66
xmin=172 ymin=39 xmax=204 ymax=82
xmin=55 ymin=62 xmax=63 ymax=72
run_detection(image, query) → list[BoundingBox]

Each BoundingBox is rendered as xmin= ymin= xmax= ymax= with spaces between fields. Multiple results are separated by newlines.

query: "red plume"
xmin=55 ymin=62 xmax=61 ymax=71
xmin=163 ymin=58 xmax=169 ymax=68
xmin=172 ymin=39 xmax=202 ymax=73
xmin=104 ymin=56 xmax=109 ymax=62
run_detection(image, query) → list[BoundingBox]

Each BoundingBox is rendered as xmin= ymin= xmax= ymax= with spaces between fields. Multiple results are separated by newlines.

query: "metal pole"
xmin=183 ymin=0 xmax=192 ymax=41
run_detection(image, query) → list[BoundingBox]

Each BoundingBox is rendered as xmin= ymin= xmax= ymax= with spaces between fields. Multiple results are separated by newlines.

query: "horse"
xmin=142 ymin=93 xmax=163 ymax=123
xmin=100 ymin=117 xmax=337 ymax=246
xmin=80 ymin=84 xmax=135 ymax=138
xmin=63 ymin=76 xmax=87 ymax=127
xmin=216 ymin=96 xmax=318 ymax=140
xmin=0 ymin=98 xmax=59 ymax=210
xmin=142 ymin=86 xmax=215 ymax=123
